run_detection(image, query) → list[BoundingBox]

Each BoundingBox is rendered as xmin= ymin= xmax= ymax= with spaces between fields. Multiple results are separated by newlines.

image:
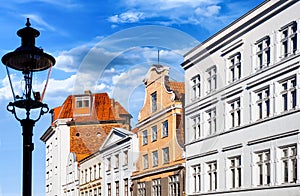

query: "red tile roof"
xmin=168 ymin=81 xmax=185 ymax=100
xmin=52 ymin=93 xmax=130 ymax=123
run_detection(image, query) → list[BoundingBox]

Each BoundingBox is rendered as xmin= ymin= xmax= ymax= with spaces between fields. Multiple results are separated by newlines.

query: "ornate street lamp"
xmin=1 ymin=18 xmax=55 ymax=196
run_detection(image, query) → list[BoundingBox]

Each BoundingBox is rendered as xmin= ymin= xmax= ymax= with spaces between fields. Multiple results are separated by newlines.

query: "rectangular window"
xmin=94 ymin=165 xmax=97 ymax=180
xmin=115 ymin=154 xmax=119 ymax=169
xmin=142 ymin=130 xmax=148 ymax=145
xmin=152 ymin=125 xmax=158 ymax=142
xmin=107 ymin=183 xmax=111 ymax=196
xmin=98 ymin=187 xmax=101 ymax=196
xmin=162 ymin=120 xmax=168 ymax=137
xmin=124 ymin=151 xmax=128 ymax=166
xmin=281 ymin=77 xmax=297 ymax=111
xmin=207 ymin=161 xmax=217 ymax=191
xmin=138 ymin=182 xmax=146 ymax=196
xmin=256 ymin=36 xmax=270 ymax=69
xmin=207 ymin=108 xmax=216 ymax=135
xmin=162 ymin=147 xmax=169 ymax=164
xmin=192 ymin=115 xmax=201 ymax=140
xmin=256 ymin=88 xmax=270 ymax=119
xmin=169 ymin=175 xmax=180 ymax=196
xmin=98 ymin=163 xmax=101 ymax=179
xmin=192 ymin=75 xmax=201 ymax=99
xmin=192 ymin=165 xmax=201 ymax=193
xmin=124 ymin=179 xmax=128 ymax=196
xmin=229 ymin=99 xmax=241 ymax=128
xmin=229 ymin=156 xmax=242 ymax=189
xmin=152 ymin=150 xmax=158 ymax=167
xmin=107 ymin=158 xmax=111 ymax=171
xmin=85 ymin=169 xmax=88 ymax=183
xmin=256 ymin=150 xmax=271 ymax=186
xmin=151 ymin=91 xmax=157 ymax=112
xmin=152 ymin=179 xmax=161 ymax=196
xmin=229 ymin=53 xmax=241 ymax=82
xmin=75 ymin=96 xmax=90 ymax=108
xmin=280 ymin=22 xmax=297 ymax=58
xmin=281 ymin=145 xmax=297 ymax=183
xmin=143 ymin=154 xmax=148 ymax=169
xmin=207 ymin=66 xmax=217 ymax=93
xmin=116 ymin=181 xmax=119 ymax=196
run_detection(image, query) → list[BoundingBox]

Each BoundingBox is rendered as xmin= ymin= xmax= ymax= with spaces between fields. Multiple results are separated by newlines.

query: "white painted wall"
xmin=184 ymin=1 xmax=300 ymax=195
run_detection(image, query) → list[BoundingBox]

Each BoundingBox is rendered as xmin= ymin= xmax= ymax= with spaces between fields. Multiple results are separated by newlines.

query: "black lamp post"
xmin=1 ymin=18 xmax=55 ymax=196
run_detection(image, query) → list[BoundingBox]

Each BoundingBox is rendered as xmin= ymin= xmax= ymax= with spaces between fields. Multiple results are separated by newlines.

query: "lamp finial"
xmin=26 ymin=18 xmax=31 ymax=27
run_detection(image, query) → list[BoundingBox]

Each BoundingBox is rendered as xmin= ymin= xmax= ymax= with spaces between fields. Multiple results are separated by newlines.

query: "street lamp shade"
xmin=1 ymin=18 xmax=55 ymax=72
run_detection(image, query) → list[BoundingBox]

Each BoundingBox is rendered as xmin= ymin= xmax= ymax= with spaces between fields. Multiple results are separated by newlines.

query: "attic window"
xmin=75 ymin=96 xmax=90 ymax=108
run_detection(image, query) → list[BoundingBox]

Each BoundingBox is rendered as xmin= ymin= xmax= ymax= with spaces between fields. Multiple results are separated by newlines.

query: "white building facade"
xmin=79 ymin=152 xmax=102 ymax=196
xmin=100 ymin=128 xmax=138 ymax=196
xmin=41 ymin=119 xmax=71 ymax=196
xmin=63 ymin=152 xmax=80 ymax=196
xmin=183 ymin=1 xmax=300 ymax=195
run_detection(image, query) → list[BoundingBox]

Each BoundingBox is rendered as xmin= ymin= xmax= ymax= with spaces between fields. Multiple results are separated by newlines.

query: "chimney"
xmin=84 ymin=90 xmax=92 ymax=95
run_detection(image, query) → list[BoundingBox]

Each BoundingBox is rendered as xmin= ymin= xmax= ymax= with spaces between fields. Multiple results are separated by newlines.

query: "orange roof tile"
xmin=168 ymin=81 xmax=185 ymax=100
xmin=51 ymin=93 xmax=127 ymax=123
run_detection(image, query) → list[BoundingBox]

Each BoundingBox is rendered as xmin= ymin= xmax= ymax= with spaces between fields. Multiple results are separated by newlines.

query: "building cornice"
xmin=131 ymin=163 xmax=184 ymax=180
xmin=137 ymin=104 xmax=182 ymax=129
xmin=182 ymin=0 xmax=298 ymax=70
xmin=40 ymin=126 xmax=55 ymax=142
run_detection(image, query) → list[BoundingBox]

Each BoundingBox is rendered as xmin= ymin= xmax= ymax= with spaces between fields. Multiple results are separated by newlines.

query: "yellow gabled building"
xmin=132 ymin=64 xmax=185 ymax=196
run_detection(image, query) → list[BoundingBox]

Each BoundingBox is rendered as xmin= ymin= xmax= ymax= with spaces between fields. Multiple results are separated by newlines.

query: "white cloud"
xmin=195 ymin=5 xmax=221 ymax=17
xmin=108 ymin=0 xmax=225 ymax=31
xmin=108 ymin=11 xmax=145 ymax=23
xmin=54 ymin=44 xmax=91 ymax=73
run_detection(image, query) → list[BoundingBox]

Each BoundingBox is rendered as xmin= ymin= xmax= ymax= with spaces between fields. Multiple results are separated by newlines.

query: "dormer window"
xmin=74 ymin=95 xmax=92 ymax=116
xmin=76 ymin=96 xmax=90 ymax=108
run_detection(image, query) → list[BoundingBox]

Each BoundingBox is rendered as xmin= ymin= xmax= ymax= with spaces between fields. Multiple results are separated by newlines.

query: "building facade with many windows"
xmin=99 ymin=127 xmax=138 ymax=196
xmin=182 ymin=0 xmax=300 ymax=195
xmin=40 ymin=90 xmax=132 ymax=196
xmin=132 ymin=65 xmax=185 ymax=196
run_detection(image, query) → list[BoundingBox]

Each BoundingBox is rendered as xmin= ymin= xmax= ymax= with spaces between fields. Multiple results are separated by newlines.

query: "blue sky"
xmin=0 ymin=0 xmax=264 ymax=195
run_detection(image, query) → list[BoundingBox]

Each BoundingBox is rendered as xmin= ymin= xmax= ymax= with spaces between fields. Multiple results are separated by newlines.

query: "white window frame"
xmin=207 ymin=161 xmax=217 ymax=191
xmin=191 ymin=75 xmax=201 ymax=100
xmin=152 ymin=150 xmax=158 ymax=167
xmin=151 ymin=91 xmax=157 ymax=112
xmin=256 ymin=36 xmax=270 ymax=69
xmin=192 ymin=115 xmax=201 ymax=140
xmin=281 ymin=145 xmax=297 ymax=184
xmin=280 ymin=21 xmax=297 ymax=58
xmin=169 ymin=175 xmax=180 ymax=196
xmin=280 ymin=76 xmax=297 ymax=112
xmin=228 ymin=99 xmax=241 ymax=128
xmin=142 ymin=130 xmax=148 ymax=145
xmin=162 ymin=120 xmax=168 ymax=138
xmin=229 ymin=156 xmax=242 ymax=189
xmin=256 ymin=150 xmax=271 ymax=186
xmin=192 ymin=164 xmax=201 ymax=193
xmin=143 ymin=154 xmax=148 ymax=169
xmin=256 ymin=87 xmax=270 ymax=120
xmin=207 ymin=66 xmax=217 ymax=93
xmin=152 ymin=179 xmax=161 ymax=196
xmin=228 ymin=52 xmax=241 ymax=82
xmin=207 ymin=108 xmax=216 ymax=135
xmin=162 ymin=147 xmax=169 ymax=164
xmin=152 ymin=125 xmax=158 ymax=142
xmin=138 ymin=182 xmax=146 ymax=196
